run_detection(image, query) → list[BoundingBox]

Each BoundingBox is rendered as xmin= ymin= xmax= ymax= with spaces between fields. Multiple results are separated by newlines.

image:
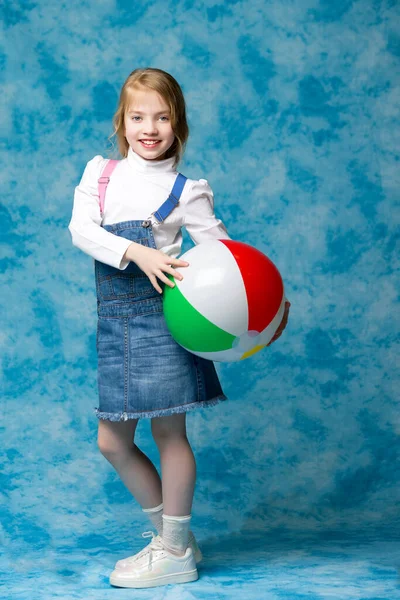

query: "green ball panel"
xmin=163 ymin=275 xmax=235 ymax=352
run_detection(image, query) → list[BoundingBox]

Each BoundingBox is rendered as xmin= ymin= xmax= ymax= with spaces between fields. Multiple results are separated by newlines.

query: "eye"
xmin=131 ymin=116 xmax=141 ymax=121
xmin=159 ymin=116 xmax=169 ymax=122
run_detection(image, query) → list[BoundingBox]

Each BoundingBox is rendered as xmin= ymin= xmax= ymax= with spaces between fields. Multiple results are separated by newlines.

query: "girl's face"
xmin=124 ymin=87 xmax=175 ymax=161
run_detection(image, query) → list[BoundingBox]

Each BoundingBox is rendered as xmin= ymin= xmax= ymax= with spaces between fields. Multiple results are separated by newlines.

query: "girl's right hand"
xmin=125 ymin=243 xmax=189 ymax=294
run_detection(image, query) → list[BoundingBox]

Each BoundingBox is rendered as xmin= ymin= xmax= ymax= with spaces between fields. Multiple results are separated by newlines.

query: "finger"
xmin=150 ymin=275 xmax=162 ymax=294
xmin=268 ymin=334 xmax=280 ymax=346
xmin=165 ymin=266 xmax=184 ymax=280
xmin=160 ymin=264 xmax=184 ymax=281
xmin=171 ymin=258 xmax=189 ymax=267
xmin=269 ymin=328 xmax=283 ymax=345
xmin=156 ymin=270 xmax=176 ymax=288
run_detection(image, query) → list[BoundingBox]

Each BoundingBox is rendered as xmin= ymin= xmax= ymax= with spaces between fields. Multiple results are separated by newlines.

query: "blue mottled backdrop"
xmin=2 ymin=1 xmax=400 ymax=598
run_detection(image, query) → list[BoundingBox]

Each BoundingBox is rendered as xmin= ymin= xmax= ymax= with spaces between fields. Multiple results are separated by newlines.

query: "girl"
xmin=68 ymin=67 xmax=290 ymax=589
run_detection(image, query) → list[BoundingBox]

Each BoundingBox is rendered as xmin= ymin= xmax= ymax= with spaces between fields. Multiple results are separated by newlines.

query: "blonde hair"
xmin=108 ymin=68 xmax=189 ymax=168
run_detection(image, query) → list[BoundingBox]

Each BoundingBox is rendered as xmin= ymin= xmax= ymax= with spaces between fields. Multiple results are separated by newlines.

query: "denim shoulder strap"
xmin=153 ymin=173 xmax=187 ymax=224
xmin=98 ymin=159 xmax=119 ymax=215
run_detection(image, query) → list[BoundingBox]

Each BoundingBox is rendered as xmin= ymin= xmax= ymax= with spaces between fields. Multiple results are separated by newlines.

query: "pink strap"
xmin=98 ymin=159 xmax=119 ymax=214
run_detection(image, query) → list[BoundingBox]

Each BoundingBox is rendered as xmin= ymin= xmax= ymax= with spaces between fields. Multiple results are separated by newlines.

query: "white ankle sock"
xmin=142 ymin=502 xmax=163 ymax=535
xmin=161 ymin=514 xmax=191 ymax=556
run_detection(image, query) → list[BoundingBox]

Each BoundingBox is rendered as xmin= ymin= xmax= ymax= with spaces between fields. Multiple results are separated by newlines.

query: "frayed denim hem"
xmin=94 ymin=394 xmax=228 ymax=421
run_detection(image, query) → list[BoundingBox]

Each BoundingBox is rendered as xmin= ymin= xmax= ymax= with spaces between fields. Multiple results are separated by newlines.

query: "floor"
xmin=4 ymin=529 xmax=400 ymax=599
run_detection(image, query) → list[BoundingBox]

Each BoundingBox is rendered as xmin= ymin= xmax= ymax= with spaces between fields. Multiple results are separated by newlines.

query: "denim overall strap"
xmin=98 ymin=159 xmax=119 ymax=216
xmin=152 ymin=173 xmax=187 ymax=224
xmin=98 ymin=160 xmax=187 ymax=225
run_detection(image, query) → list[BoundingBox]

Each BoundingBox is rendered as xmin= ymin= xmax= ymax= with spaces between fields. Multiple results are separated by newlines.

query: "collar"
xmin=127 ymin=145 xmax=176 ymax=175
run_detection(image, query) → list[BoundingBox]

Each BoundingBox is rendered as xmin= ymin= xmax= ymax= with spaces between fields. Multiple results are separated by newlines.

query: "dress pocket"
xmin=98 ymin=273 xmax=136 ymax=300
xmin=95 ymin=238 xmax=155 ymax=302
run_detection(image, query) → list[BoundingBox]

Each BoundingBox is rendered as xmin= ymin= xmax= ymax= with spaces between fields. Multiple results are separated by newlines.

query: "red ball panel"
xmin=219 ymin=239 xmax=284 ymax=333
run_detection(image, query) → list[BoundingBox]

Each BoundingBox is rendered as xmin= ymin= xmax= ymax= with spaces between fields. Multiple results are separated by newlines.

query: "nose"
xmin=142 ymin=119 xmax=159 ymax=135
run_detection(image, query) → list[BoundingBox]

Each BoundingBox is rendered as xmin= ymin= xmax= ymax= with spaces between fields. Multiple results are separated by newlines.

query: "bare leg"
xmin=151 ymin=413 xmax=196 ymax=516
xmin=97 ymin=419 xmax=162 ymax=509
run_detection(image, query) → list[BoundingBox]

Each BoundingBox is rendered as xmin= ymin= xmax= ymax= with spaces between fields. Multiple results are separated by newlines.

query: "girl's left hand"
xmin=267 ymin=300 xmax=291 ymax=346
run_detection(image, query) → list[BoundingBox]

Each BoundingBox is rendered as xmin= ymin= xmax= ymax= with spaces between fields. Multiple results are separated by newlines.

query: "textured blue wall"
xmin=2 ymin=0 xmax=400 ymax=595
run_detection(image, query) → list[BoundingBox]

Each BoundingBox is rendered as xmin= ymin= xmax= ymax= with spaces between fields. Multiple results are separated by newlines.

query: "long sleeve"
xmin=68 ymin=155 xmax=132 ymax=270
xmin=183 ymin=179 xmax=232 ymax=244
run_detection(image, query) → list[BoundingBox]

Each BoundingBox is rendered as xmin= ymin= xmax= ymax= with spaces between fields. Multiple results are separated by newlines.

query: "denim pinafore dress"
xmin=94 ymin=161 xmax=227 ymax=421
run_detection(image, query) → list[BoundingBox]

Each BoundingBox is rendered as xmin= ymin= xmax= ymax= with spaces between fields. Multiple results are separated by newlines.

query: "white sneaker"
xmin=114 ymin=530 xmax=202 ymax=571
xmin=109 ymin=535 xmax=198 ymax=588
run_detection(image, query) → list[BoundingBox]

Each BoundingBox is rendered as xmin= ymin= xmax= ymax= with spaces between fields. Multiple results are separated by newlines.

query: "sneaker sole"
xmin=110 ymin=568 xmax=198 ymax=588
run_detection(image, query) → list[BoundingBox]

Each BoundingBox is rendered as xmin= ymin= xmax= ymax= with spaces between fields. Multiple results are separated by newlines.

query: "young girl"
xmin=68 ymin=67 xmax=290 ymax=589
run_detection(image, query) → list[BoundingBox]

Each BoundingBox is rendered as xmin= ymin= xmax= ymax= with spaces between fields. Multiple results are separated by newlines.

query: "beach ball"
xmin=162 ymin=239 xmax=285 ymax=362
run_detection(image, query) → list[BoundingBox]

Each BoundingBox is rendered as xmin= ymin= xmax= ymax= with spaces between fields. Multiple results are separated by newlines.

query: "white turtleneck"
xmin=68 ymin=146 xmax=231 ymax=270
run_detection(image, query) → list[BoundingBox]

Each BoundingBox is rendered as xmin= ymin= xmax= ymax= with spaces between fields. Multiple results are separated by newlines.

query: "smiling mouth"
xmin=139 ymin=140 xmax=161 ymax=146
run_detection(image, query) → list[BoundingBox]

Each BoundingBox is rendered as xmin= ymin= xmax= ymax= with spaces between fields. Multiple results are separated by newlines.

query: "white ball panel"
xmin=174 ymin=240 xmax=249 ymax=336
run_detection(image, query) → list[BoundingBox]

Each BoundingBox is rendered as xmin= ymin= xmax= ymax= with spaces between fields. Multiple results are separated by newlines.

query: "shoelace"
xmin=143 ymin=532 xmax=166 ymax=572
xmin=123 ymin=529 xmax=189 ymax=569
xmin=124 ymin=530 xmax=159 ymax=565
